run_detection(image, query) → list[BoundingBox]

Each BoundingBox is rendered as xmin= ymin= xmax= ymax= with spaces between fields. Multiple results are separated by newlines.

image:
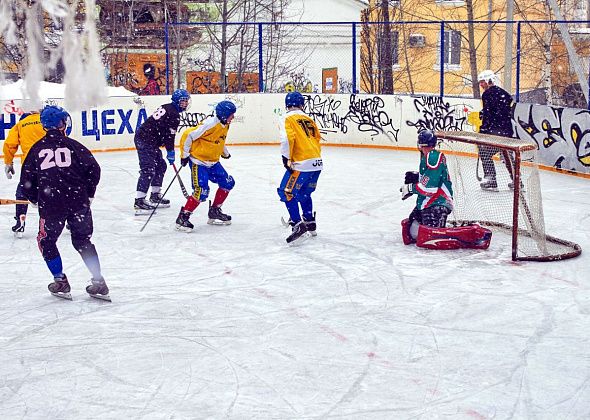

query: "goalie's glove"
xmin=282 ymin=155 xmax=292 ymax=173
xmin=404 ymin=171 xmax=419 ymax=185
xmin=5 ymin=164 xmax=14 ymax=179
xmin=400 ymin=183 xmax=414 ymax=200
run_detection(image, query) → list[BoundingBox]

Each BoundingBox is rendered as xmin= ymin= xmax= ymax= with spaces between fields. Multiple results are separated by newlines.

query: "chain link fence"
xmin=154 ymin=20 xmax=590 ymax=107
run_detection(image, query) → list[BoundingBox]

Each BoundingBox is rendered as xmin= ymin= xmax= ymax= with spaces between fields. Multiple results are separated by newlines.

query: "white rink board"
xmin=0 ymin=94 xmax=480 ymax=150
xmin=2 ymin=93 xmax=589 ymax=174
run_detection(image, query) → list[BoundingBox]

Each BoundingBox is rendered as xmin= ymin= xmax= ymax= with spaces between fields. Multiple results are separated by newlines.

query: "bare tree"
xmin=379 ymin=0 xmax=394 ymax=94
xmin=196 ymin=0 xmax=307 ymax=93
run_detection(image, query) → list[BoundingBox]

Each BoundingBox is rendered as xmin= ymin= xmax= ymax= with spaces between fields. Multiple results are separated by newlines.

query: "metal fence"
xmin=162 ymin=20 xmax=590 ymax=108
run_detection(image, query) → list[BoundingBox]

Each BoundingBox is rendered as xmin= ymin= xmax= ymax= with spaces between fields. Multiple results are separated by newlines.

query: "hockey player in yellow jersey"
xmin=3 ymin=110 xmax=46 ymax=237
xmin=175 ymin=100 xmax=237 ymax=231
xmin=277 ymin=91 xmax=323 ymax=244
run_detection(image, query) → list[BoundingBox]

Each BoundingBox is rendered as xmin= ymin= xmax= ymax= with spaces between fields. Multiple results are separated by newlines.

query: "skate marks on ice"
xmin=0 ymin=148 xmax=589 ymax=417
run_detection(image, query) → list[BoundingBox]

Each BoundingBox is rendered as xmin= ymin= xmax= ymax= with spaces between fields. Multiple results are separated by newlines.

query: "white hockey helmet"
xmin=477 ymin=70 xmax=496 ymax=84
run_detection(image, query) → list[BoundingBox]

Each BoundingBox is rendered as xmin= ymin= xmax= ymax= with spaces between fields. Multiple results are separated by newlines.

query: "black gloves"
xmin=180 ymin=157 xmax=190 ymax=167
xmin=404 ymin=171 xmax=419 ymax=184
xmin=282 ymin=156 xmax=292 ymax=173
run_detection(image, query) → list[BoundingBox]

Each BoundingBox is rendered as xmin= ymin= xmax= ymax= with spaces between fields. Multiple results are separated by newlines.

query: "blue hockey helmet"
xmin=417 ymin=129 xmax=437 ymax=148
xmin=285 ymin=91 xmax=305 ymax=108
xmin=171 ymin=89 xmax=190 ymax=111
xmin=40 ymin=105 xmax=71 ymax=130
xmin=215 ymin=100 xmax=236 ymax=123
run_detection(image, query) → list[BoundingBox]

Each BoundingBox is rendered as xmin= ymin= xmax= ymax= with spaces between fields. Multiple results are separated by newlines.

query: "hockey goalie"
xmin=400 ymin=130 xmax=492 ymax=250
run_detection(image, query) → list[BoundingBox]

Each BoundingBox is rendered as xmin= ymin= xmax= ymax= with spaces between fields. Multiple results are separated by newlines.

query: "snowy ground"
xmin=0 ymin=146 xmax=589 ymax=419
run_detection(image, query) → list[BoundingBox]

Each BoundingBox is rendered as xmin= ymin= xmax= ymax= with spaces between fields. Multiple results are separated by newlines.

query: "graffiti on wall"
xmin=303 ymin=94 xmax=399 ymax=141
xmin=109 ymin=53 xmax=171 ymax=95
xmin=406 ymin=96 xmax=468 ymax=133
xmin=178 ymin=111 xmax=209 ymax=131
xmin=187 ymin=71 xmax=259 ymax=94
xmin=513 ymin=103 xmax=590 ymax=171
xmin=345 ymin=95 xmax=399 ymax=141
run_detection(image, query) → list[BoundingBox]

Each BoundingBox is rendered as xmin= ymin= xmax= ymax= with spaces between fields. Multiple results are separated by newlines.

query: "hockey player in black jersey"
xmin=19 ymin=106 xmax=109 ymax=301
xmin=477 ymin=70 xmax=516 ymax=190
xmin=133 ymin=88 xmax=190 ymax=214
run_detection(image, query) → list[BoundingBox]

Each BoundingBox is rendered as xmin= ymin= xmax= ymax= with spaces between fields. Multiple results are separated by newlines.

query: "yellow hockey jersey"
xmin=180 ymin=116 xmax=230 ymax=166
xmin=280 ymin=109 xmax=322 ymax=172
xmin=3 ymin=113 xmax=46 ymax=164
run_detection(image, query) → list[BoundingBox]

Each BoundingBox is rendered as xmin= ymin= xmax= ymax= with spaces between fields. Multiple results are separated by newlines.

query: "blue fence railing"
xmin=163 ymin=20 xmax=590 ymax=108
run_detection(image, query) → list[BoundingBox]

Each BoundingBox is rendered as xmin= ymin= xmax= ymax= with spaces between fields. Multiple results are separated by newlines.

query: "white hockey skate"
xmin=12 ymin=215 xmax=25 ymax=239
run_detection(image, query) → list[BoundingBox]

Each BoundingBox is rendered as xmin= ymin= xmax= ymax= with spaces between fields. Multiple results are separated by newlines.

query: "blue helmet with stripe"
xmin=417 ymin=130 xmax=437 ymax=148
xmin=40 ymin=105 xmax=70 ymax=130
xmin=171 ymin=89 xmax=190 ymax=111
xmin=285 ymin=91 xmax=305 ymax=108
xmin=215 ymin=100 xmax=236 ymax=123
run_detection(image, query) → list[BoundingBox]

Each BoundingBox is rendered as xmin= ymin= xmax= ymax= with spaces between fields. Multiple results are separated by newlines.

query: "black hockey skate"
xmin=286 ymin=221 xmax=311 ymax=244
xmin=12 ymin=215 xmax=25 ymax=238
xmin=48 ymin=275 xmax=72 ymax=300
xmin=207 ymin=203 xmax=231 ymax=225
xmin=303 ymin=214 xmax=317 ymax=237
xmin=86 ymin=277 xmax=111 ymax=301
xmin=149 ymin=192 xmax=170 ymax=208
xmin=134 ymin=197 xmax=156 ymax=216
xmin=480 ymin=179 xmax=498 ymax=191
xmin=175 ymin=209 xmax=194 ymax=232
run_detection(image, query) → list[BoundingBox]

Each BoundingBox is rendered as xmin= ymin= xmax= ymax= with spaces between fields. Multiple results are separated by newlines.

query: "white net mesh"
xmin=1 ymin=0 xmax=106 ymax=111
xmin=438 ymin=131 xmax=581 ymax=261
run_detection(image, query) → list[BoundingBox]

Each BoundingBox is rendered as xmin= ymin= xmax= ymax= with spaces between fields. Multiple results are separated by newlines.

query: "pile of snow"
xmin=0 ymin=79 xmax=137 ymax=100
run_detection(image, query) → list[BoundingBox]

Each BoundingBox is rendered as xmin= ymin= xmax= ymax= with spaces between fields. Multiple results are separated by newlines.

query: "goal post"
xmin=436 ymin=130 xmax=581 ymax=262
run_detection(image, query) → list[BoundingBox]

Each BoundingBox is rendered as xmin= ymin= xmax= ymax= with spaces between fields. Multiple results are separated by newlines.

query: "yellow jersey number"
xmin=296 ymin=119 xmax=316 ymax=138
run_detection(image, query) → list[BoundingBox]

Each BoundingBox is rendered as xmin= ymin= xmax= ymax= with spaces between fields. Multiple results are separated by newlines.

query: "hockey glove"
xmin=166 ymin=150 xmax=175 ymax=165
xmin=282 ymin=156 xmax=292 ymax=173
xmin=180 ymin=156 xmax=190 ymax=167
xmin=400 ymin=183 xmax=414 ymax=200
xmin=221 ymin=152 xmax=231 ymax=159
xmin=5 ymin=164 xmax=14 ymax=179
xmin=404 ymin=171 xmax=419 ymax=185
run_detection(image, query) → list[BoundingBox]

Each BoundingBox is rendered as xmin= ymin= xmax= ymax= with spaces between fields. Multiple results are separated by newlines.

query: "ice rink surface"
xmin=0 ymin=146 xmax=589 ymax=419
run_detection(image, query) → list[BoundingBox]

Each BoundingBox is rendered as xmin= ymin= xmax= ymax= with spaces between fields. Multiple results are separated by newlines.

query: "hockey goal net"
xmin=436 ymin=131 xmax=581 ymax=261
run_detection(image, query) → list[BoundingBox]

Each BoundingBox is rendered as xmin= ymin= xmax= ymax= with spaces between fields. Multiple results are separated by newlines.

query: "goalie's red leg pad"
xmin=416 ymin=224 xmax=492 ymax=250
xmin=401 ymin=218 xmax=415 ymax=245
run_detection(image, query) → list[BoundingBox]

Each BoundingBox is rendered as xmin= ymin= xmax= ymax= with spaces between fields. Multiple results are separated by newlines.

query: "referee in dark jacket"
xmin=477 ymin=70 xmax=515 ymax=190
xmin=20 ymin=105 xmax=109 ymax=300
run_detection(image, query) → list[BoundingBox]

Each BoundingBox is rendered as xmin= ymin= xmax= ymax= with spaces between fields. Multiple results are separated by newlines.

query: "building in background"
xmin=97 ymin=0 xmax=202 ymax=94
xmin=360 ymin=0 xmax=590 ymax=106
xmin=283 ymin=0 xmax=368 ymax=93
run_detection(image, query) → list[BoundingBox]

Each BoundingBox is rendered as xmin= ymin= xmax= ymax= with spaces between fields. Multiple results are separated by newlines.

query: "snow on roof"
xmin=0 ymin=79 xmax=137 ymax=100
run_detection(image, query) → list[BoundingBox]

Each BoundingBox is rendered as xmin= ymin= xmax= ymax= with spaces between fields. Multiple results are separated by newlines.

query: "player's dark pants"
xmin=478 ymin=146 xmax=515 ymax=181
xmin=37 ymin=206 xmax=101 ymax=279
xmin=15 ymin=182 xmax=28 ymax=220
xmin=135 ymin=138 xmax=167 ymax=193
xmin=409 ymin=205 xmax=451 ymax=228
